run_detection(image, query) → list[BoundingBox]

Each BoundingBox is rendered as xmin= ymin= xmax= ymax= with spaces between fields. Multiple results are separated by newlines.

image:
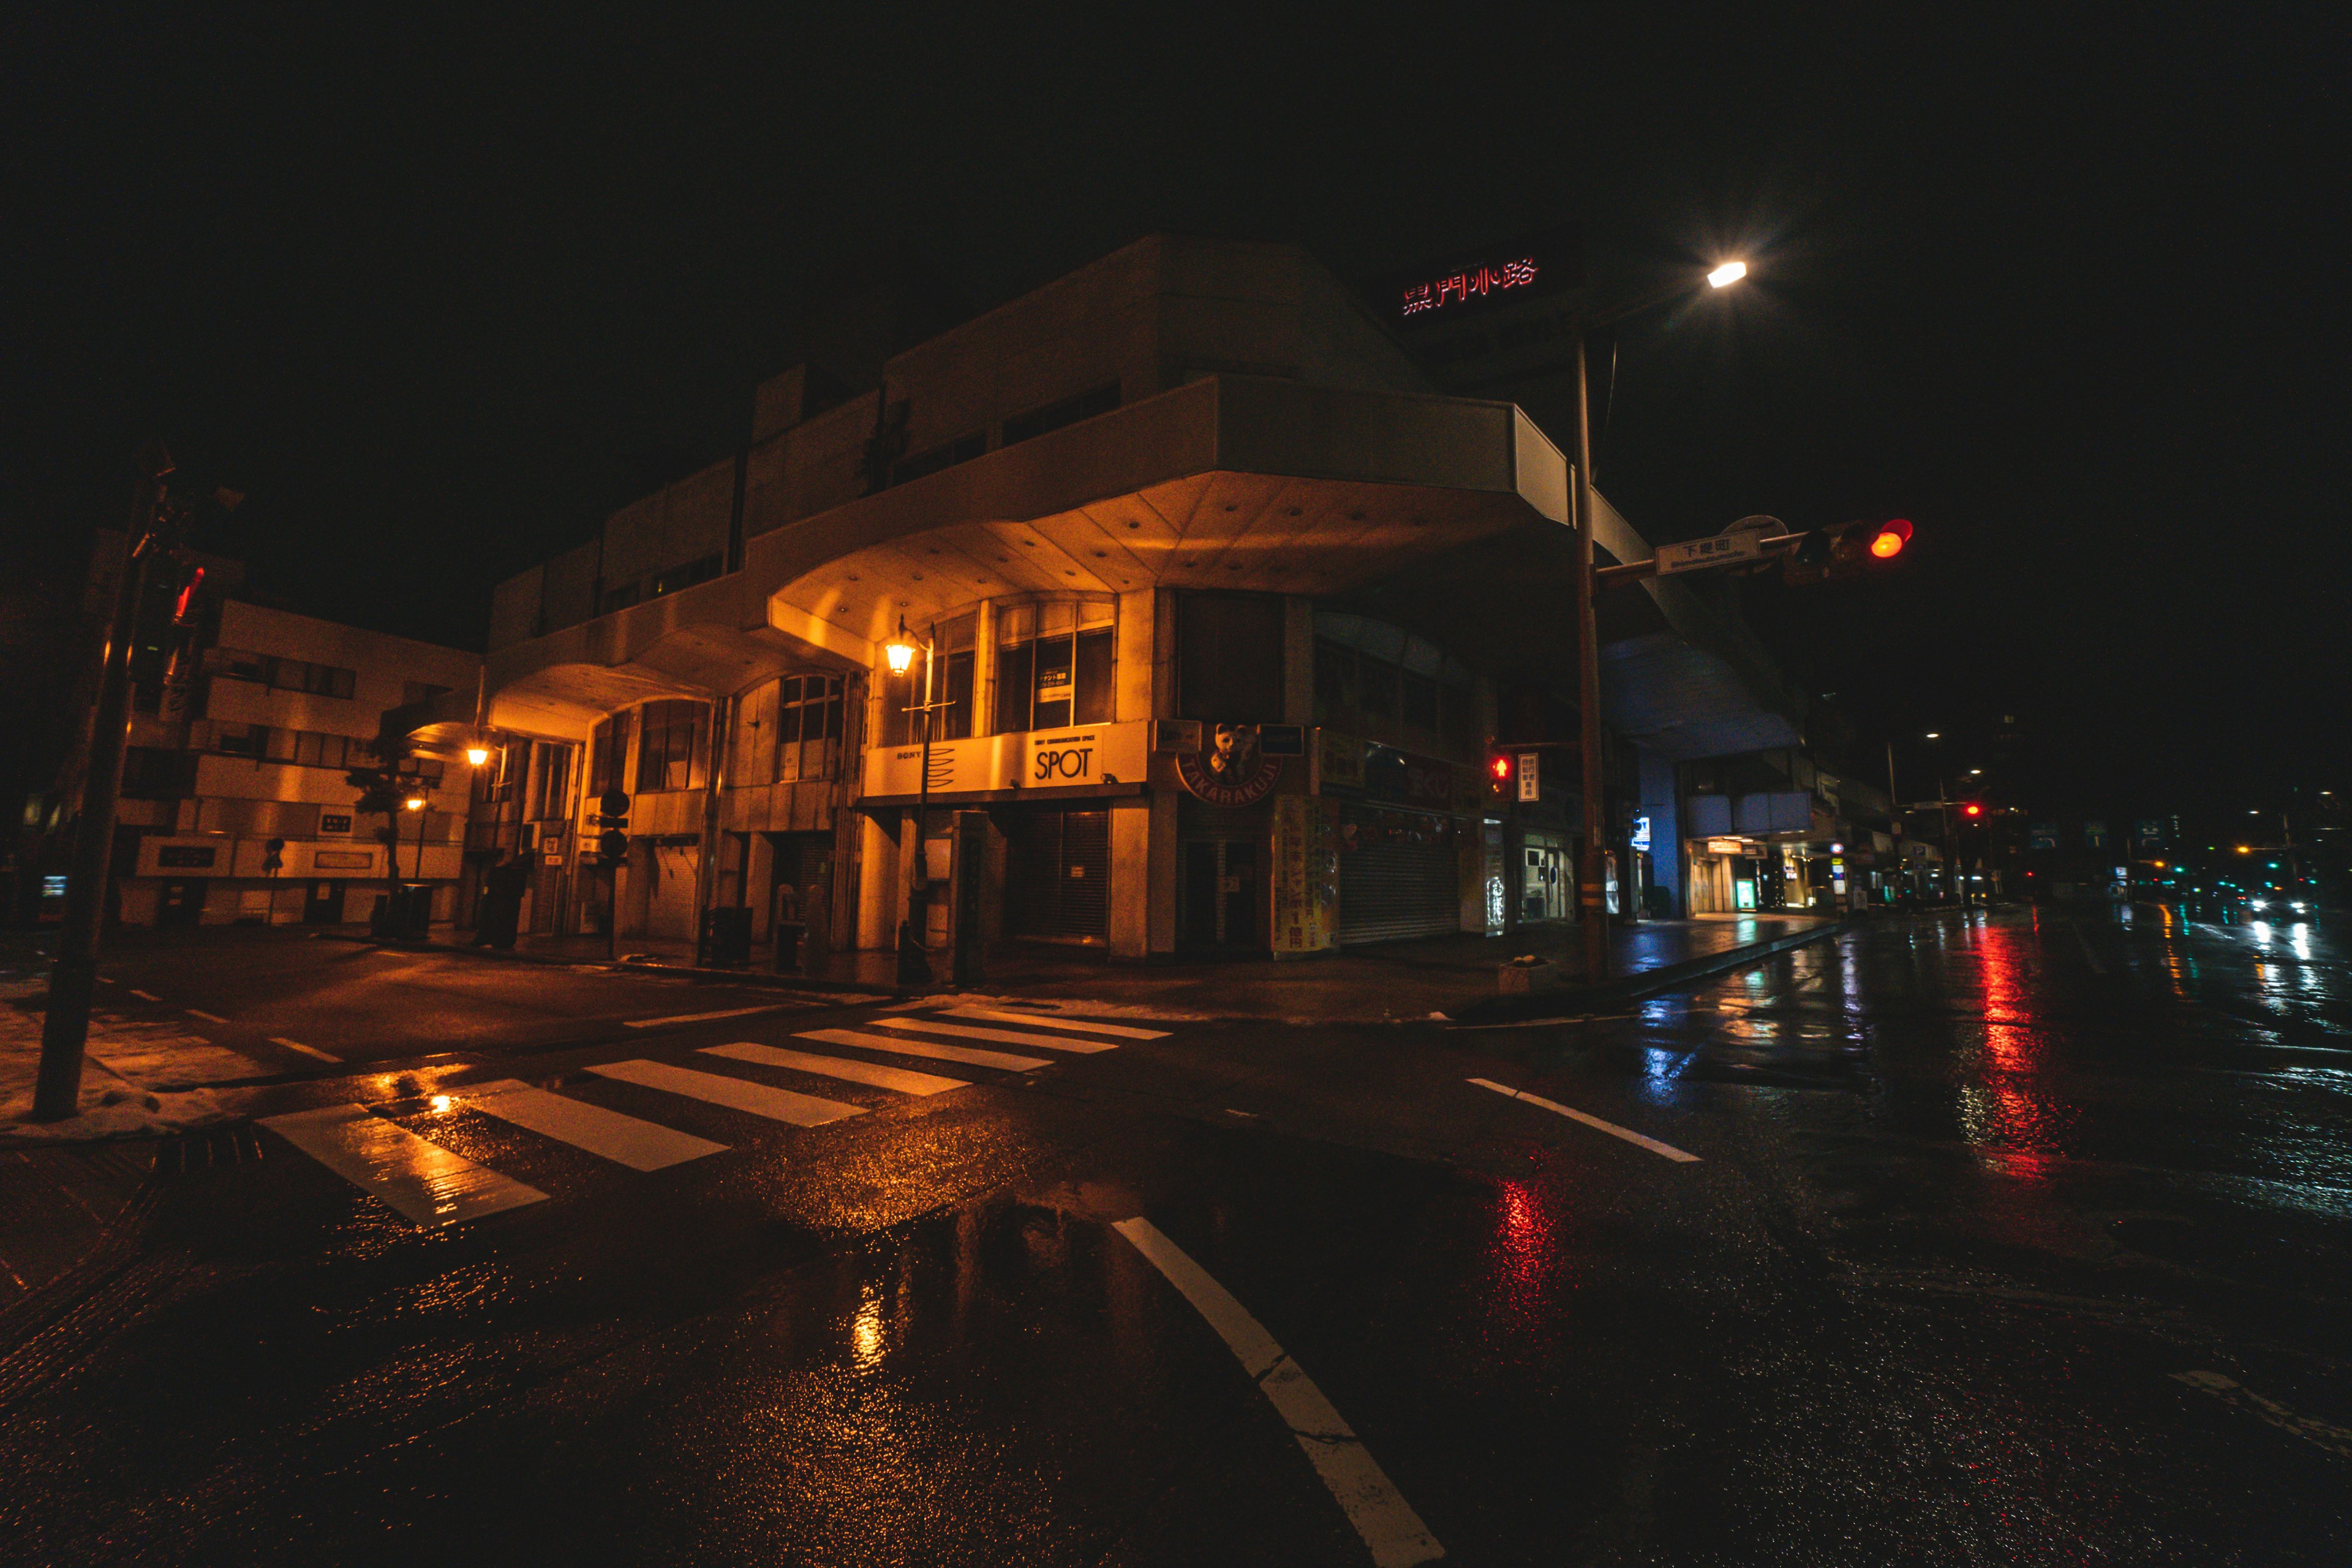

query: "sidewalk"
xmin=375 ymin=911 xmax=1850 ymax=1023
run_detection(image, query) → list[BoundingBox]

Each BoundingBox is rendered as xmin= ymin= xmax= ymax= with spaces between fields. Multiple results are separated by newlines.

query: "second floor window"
xmin=588 ymin=711 xmax=633 ymax=799
xmin=995 ymin=600 xmax=1112 ymax=734
xmin=775 ymin=676 xmax=845 ymax=782
xmin=635 ymin=700 xmax=707 ymax=793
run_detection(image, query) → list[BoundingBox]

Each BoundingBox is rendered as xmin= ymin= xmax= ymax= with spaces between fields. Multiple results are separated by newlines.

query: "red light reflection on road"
xmin=1477 ymin=1178 xmax=1571 ymax=1359
xmin=1960 ymin=925 xmax=2073 ymax=1177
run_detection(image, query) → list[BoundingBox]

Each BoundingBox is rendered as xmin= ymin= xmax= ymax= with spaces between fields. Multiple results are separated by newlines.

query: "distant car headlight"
xmin=2291 ymin=901 xmax=2309 ymax=913
xmin=2247 ymin=898 xmax=2267 ymax=910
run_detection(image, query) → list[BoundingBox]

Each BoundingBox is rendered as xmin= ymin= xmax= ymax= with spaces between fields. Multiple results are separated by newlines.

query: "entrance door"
xmin=1004 ymin=807 xmax=1109 ymax=942
xmin=157 ymin=880 xmax=206 ymax=926
xmin=303 ymin=880 xmax=345 ymax=924
xmin=1180 ymin=840 xmax=1261 ymax=949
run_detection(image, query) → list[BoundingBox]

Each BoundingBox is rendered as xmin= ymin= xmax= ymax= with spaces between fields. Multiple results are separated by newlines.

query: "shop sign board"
xmin=1706 ymin=838 xmax=1747 ymax=856
xmin=1316 ymin=728 xmax=1365 ymax=791
xmin=1177 ymin=723 xmax=1285 ymax=807
xmin=1363 ymin=744 xmax=1465 ymax=815
xmin=865 ymin=721 xmax=1148 ymax=798
xmin=1516 ymin=752 xmax=1539 ymax=803
xmin=1272 ymin=795 xmax=1338 ymax=955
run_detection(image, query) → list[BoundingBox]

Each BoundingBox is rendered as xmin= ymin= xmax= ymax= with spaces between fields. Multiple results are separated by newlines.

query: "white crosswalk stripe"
xmin=257 ymin=1006 xmax=1180 ymax=1227
xmin=793 ymin=1027 xmax=1050 ymax=1072
xmin=261 ymin=1104 xmax=548 ymax=1227
xmin=462 ymin=1079 xmax=728 ymax=1170
xmin=586 ymin=1058 xmax=866 ymax=1127
xmin=939 ymin=1006 xmax=1170 ymax=1040
xmin=870 ymin=1016 xmax=1121 ymax=1054
xmin=701 ymin=1041 xmax=967 ymax=1096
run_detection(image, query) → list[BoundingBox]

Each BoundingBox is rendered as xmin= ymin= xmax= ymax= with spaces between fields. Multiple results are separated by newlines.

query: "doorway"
xmin=303 ymin=880 xmax=345 ymax=924
xmin=157 ymin=880 xmax=206 ymax=926
xmin=1181 ymin=840 xmax=1260 ymax=949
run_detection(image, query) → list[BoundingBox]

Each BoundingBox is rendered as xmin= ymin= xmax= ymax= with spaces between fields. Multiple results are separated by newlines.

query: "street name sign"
xmin=1654 ymin=533 xmax=1763 ymax=575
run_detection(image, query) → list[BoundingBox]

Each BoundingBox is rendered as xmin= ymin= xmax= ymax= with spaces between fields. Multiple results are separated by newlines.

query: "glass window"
xmin=1401 ymin=673 xmax=1440 ymax=731
xmin=588 ymin=711 xmax=633 ymax=797
xmin=1359 ymin=658 xmax=1398 ymax=720
xmin=1313 ymin=640 xmax=1352 ymax=721
xmin=635 ymin=700 xmax=707 ymax=792
xmin=777 ymin=676 xmax=844 ymax=782
xmin=216 ymin=723 xmax=267 ymax=757
xmin=995 ymin=599 xmax=1114 ymax=734
xmin=532 ymin=743 xmax=570 ymax=820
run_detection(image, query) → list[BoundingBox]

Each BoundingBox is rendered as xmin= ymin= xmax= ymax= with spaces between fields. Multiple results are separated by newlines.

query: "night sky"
xmin=6 ymin=10 xmax=2344 ymax=817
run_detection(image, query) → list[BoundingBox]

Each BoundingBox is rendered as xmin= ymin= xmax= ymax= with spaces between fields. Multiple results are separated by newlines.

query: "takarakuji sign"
xmin=1176 ymin=722 xmax=1284 ymax=807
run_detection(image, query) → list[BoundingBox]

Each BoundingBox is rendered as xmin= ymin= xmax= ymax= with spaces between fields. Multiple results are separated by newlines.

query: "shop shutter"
xmin=1338 ymin=839 xmax=1460 ymax=944
xmin=1004 ymin=806 xmax=1110 ymax=940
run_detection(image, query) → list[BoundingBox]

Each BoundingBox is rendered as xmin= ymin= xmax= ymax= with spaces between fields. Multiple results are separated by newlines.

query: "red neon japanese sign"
xmin=1400 ymin=257 xmax=1540 ymax=318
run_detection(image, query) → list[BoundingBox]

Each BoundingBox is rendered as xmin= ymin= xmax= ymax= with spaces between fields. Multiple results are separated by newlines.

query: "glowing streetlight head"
xmin=884 ymin=617 xmax=918 ymax=676
xmin=1923 ymin=731 xmax=1940 ymax=740
xmin=404 ymin=796 xmax=427 ymax=812
xmin=465 ymin=745 xmax=491 ymax=767
xmin=1706 ymin=261 xmax=1748 ymax=289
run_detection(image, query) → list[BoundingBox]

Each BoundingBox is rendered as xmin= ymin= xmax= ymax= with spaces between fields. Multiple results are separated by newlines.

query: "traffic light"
xmin=1784 ymin=519 xmax=1914 ymax=585
xmin=1487 ymin=753 xmax=1512 ymax=798
xmin=1962 ymin=802 xmax=1984 ymax=819
xmin=594 ymin=789 xmax=630 ymax=866
xmin=127 ymin=551 xmax=203 ymax=687
xmin=263 ymin=837 xmax=285 ymax=873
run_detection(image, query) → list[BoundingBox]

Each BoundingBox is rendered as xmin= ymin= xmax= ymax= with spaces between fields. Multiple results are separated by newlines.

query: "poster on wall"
xmin=1272 ymin=794 xmax=1338 ymax=955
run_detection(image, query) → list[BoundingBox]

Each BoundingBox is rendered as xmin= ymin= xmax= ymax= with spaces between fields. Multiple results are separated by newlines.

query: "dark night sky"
xmin=6 ymin=9 xmax=2345 ymax=816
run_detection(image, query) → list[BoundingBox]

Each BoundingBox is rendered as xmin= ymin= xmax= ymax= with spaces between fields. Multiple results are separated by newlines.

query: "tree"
xmin=345 ymin=733 xmax=415 ymax=929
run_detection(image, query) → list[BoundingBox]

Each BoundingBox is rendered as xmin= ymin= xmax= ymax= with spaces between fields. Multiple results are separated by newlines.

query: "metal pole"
xmin=34 ymin=457 xmax=170 ymax=1121
xmin=1568 ymin=319 xmax=1610 ymax=983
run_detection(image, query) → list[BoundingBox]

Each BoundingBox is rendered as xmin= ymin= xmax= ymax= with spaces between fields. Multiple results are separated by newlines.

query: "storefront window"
xmin=883 ymin=617 xmax=973 ymax=747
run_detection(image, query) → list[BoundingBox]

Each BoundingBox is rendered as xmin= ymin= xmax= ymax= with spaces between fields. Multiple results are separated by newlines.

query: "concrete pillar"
xmin=1147 ymin=788 xmax=1178 ymax=956
xmin=1109 ymin=797 xmax=1152 ymax=960
xmin=1638 ymin=747 xmax=1683 ymax=918
xmin=855 ymin=810 xmax=898 ymax=951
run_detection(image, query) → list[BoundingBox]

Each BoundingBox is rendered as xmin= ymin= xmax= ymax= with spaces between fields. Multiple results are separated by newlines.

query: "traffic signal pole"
xmin=34 ymin=451 xmax=172 ymax=1122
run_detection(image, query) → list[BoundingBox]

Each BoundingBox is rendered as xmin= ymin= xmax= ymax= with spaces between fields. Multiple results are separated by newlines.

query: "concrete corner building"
xmin=63 ymin=546 xmax=484 ymax=927
xmin=461 ymin=235 xmax=1820 ymax=967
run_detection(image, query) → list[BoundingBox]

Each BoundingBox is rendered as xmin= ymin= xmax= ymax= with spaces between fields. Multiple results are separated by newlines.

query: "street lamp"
xmin=465 ymin=742 xmax=491 ymax=768
xmin=884 ymin=617 xmax=940 ymax=890
xmin=404 ymin=793 xmax=428 ymax=881
xmin=1567 ymin=258 xmax=1747 ymax=981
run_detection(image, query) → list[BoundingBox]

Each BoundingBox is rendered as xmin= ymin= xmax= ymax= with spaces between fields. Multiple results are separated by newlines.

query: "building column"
xmin=1109 ymin=797 xmax=1151 ymax=960
xmin=855 ymin=810 xmax=897 ymax=952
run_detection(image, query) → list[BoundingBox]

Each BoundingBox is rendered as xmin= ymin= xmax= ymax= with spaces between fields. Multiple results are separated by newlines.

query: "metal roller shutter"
xmin=1338 ymin=839 xmax=1459 ymax=944
xmin=1004 ymin=806 xmax=1110 ymax=941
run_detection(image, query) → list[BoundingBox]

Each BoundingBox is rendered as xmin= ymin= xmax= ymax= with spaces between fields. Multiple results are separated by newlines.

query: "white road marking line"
xmin=1467 ymin=1077 xmax=1701 ymax=1163
xmin=2173 ymin=1370 xmax=2352 ymax=1458
xmin=586 ymin=1058 xmax=865 ymax=1127
xmin=128 ymin=989 xmax=162 ymax=1001
xmin=94 ymin=976 xmax=115 ymax=984
xmin=269 ymin=1036 xmax=343 ymax=1065
xmin=622 ymin=1005 xmax=791 ymax=1029
xmin=259 ymin=1104 xmax=547 ymax=1227
xmin=462 ymin=1079 xmax=726 ymax=1170
xmin=701 ymin=1042 xmax=967 ymax=1096
xmin=1114 ymin=1218 xmax=1444 ymax=1568
xmin=793 ymin=1027 xmax=1049 ymax=1073
xmin=940 ymin=1006 xmax=1169 ymax=1039
xmin=871 ymin=1014 xmax=1118 ymax=1054
xmin=185 ymin=1008 xmax=228 ymax=1023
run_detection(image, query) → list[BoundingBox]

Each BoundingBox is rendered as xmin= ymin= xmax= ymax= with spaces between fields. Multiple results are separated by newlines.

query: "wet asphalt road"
xmin=2 ymin=906 xmax=2348 ymax=1565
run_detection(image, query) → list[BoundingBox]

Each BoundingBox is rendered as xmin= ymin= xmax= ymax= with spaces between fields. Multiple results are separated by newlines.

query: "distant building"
xmin=45 ymin=539 xmax=483 ymax=928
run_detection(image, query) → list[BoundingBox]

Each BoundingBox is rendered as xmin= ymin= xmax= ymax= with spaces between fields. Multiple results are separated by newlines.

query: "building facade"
xmin=426 ymin=235 xmax=1847 ymax=963
xmin=52 ymin=543 xmax=484 ymax=928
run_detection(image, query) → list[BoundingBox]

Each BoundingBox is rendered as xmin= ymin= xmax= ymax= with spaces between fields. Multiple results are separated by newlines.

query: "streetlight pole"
xmin=33 ymin=448 xmax=173 ymax=1121
xmin=1567 ymin=318 xmax=1610 ymax=983
xmin=1563 ymin=260 xmax=1749 ymax=984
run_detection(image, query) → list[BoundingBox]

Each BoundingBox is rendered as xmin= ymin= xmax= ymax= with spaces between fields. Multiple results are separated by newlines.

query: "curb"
xmin=1449 ymin=915 xmax=1863 ymax=1023
xmin=309 ymin=932 xmax=908 ymax=999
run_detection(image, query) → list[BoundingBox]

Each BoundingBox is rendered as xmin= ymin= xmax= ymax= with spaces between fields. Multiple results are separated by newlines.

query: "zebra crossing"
xmin=257 ymin=1005 xmax=1171 ymax=1228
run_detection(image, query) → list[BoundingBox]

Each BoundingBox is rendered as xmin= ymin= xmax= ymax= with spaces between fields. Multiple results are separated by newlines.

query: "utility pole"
xmin=35 ymin=447 xmax=173 ymax=1121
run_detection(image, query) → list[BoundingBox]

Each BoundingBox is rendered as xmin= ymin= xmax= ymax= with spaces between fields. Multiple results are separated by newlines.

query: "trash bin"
xmin=772 ymin=920 xmax=805 ymax=974
xmin=701 ymin=905 xmax=753 ymax=968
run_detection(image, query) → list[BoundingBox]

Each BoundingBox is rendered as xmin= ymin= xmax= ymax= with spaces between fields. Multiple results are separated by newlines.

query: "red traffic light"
xmin=1871 ymin=519 xmax=1913 ymax=559
xmin=1962 ymin=802 xmax=1983 ymax=818
xmin=1488 ymin=755 xmax=1512 ymax=782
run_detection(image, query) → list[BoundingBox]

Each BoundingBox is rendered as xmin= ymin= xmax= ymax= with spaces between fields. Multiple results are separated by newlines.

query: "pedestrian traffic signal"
xmin=1487 ymin=753 xmax=1512 ymax=796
